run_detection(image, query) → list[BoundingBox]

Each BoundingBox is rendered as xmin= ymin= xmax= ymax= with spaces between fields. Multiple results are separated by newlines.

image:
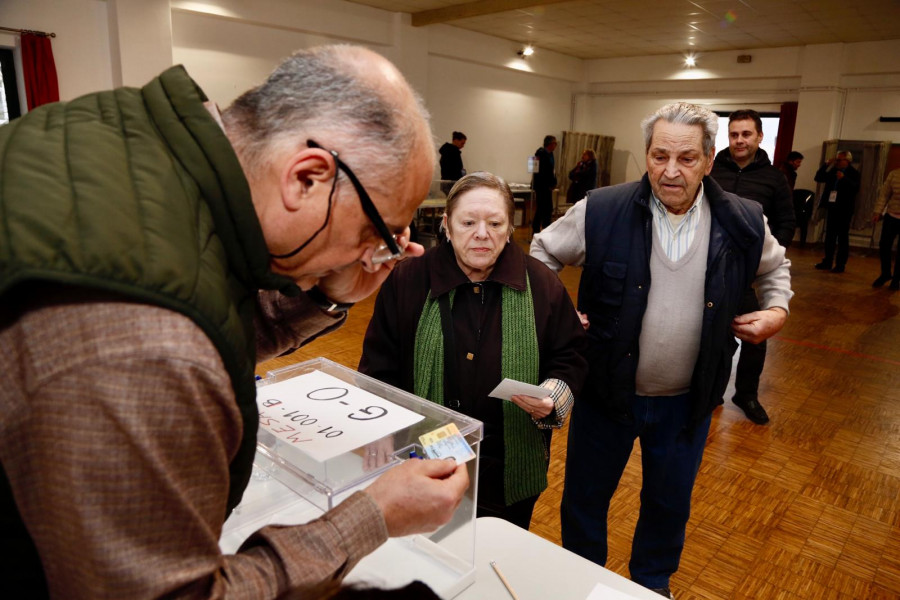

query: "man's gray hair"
xmin=223 ymin=45 xmax=432 ymax=197
xmin=641 ymin=102 xmax=719 ymax=156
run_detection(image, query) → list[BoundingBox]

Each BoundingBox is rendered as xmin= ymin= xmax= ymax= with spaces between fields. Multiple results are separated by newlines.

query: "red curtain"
xmin=21 ymin=33 xmax=59 ymax=110
xmin=772 ymin=101 xmax=798 ymax=169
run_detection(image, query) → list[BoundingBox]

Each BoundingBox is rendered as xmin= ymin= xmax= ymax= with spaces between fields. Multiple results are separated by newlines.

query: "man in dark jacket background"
xmin=531 ymin=102 xmax=792 ymax=598
xmin=780 ymin=150 xmax=804 ymax=191
xmin=815 ymin=150 xmax=861 ymax=273
xmin=710 ymin=109 xmax=795 ymax=425
xmin=439 ymin=131 xmax=467 ymax=180
xmin=532 ymin=134 xmax=558 ymax=235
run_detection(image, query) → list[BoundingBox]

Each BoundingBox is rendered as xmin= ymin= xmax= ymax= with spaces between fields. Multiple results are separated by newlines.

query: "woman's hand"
xmin=510 ymin=394 xmax=554 ymax=419
xmin=361 ymin=436 xmax=395 ymax=472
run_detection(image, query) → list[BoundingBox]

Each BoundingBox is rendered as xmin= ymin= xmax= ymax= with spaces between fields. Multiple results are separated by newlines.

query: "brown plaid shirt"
xmin=0 ymin=287 xmax=388 ymax=598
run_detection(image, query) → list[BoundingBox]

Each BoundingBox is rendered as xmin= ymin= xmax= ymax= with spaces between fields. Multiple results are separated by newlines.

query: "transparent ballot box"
xmin=220 ymin=358 xmax=483 ymax=598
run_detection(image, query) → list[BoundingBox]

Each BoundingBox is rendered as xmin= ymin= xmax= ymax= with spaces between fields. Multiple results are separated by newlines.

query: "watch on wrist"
xmin=306 ymin=286 xmax=354 ymax=313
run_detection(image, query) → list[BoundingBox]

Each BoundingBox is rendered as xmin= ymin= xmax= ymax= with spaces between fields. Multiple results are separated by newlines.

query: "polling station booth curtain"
xmin=557 ymin=131 xmax=615 ymax=205
xmin=21 ymin=32 xmax=59 ymax=110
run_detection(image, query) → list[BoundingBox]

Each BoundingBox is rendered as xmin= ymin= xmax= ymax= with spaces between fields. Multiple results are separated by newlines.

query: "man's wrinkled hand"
xmin=731 ymin=307 xmax=787 ymax=344
xmin=366 ymin=457 xmax=469 ymax=538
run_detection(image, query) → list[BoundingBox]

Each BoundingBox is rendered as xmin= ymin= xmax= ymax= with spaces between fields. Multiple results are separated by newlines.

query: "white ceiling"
xmin=345 ymin=0 xmax=900 ymax=59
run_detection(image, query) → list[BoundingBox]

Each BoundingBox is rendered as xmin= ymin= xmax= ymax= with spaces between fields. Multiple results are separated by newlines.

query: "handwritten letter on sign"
xmin=256 ymin=370 xmax=425 ymax=462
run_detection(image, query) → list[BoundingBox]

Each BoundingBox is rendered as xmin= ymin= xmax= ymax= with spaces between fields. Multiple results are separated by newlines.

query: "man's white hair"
xmin=641 ymin=102 xmax=719 ymax=156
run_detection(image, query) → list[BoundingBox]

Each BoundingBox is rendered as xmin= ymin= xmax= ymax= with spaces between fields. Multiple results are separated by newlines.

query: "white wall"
xmin=5 ymin=0 xmax=899 ymax=190
xmin=578 ymin=41 xmax=900 ymax=186
xmin=169 ymin=0 xmax=581 ymax=184
xmin=427 ymin=55 xmax=573 ymax=183
xmin=2 ymin=0 xmax=113 ymax=100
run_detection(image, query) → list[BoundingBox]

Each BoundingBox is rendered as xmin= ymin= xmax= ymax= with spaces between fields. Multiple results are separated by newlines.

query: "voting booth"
xmin=220 ymin=358 xmax=483 ymax=598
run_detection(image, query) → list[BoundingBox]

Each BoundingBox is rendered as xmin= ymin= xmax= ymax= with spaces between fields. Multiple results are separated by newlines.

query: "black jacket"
xmin=439 ymin=142 xmax=464 ymax=181
xmin=532 ymin=146 xmax=557 ymax=190
xmin=815 ymin=162 xmax=861 ymax=215
xmin=359 ymin=240 xmax=587 ymax=505
xmin=711 ymin=148 xmax=795 ymax=247
xmin=577 ymin=175 xmax=765 ymax=428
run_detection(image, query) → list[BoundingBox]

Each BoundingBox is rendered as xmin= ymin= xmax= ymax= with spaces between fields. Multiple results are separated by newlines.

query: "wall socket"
xmin=737 ymin=54 xmax=752 ymax=63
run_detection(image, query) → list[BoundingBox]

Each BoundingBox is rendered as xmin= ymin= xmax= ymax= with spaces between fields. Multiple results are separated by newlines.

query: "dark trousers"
xmin=822 ymin=208 xmax=852 ymax=268
xmin=475 ymin=429 xmax=547 ymax=530
xmin=532 ymin=188 xmax=553 ymax=234
xmin=561 ymin=393 xmax=711 ymax=589
xmin=795 ymin=208 xmax=810 ymax=245
xmin=878 ymin=213 xmax=900 ymax=283
xmin=476 ymin=494 xmax=539 ymax=530
xmin=734 ymin=288 xmax=766 ymax=401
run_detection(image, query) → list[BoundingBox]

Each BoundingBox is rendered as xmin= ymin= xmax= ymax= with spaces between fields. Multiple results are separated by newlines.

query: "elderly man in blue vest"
xmin=0 ymin=46 xmax=467 ymax=598
xmin=531 ymin=102 xmax=792 ymax=599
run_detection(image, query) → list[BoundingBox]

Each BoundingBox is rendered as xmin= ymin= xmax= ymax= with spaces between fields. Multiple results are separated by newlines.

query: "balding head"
xmin=223 ymin=45 xmax=433 ymax=198
xmin=222 ymin=45 xmax=435 ymax=289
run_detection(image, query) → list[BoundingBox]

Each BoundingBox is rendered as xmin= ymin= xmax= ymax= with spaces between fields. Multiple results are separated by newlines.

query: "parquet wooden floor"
xmin=258 ymin=234 xmax=900 ymax=599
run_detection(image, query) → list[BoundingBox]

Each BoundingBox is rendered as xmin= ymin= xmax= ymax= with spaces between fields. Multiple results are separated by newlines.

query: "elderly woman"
xmin=359 ymin=172 xmax=586 ymax=529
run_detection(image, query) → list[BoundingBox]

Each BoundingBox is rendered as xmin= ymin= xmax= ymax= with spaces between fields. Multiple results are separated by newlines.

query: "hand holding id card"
xmin=419 ymin=423 xmax=475 ymax=464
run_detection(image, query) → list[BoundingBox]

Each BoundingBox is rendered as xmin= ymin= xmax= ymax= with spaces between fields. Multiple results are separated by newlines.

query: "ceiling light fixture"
xmin=517 ymin=45 xmax=534 ymax=58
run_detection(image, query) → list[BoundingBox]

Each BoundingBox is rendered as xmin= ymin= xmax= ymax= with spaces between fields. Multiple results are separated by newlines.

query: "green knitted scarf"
xmin=413 ymin=276 xmax=548 ymax=505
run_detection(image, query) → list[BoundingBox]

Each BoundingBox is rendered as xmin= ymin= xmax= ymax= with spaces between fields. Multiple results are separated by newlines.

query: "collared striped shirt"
xmin=650 ymin=182 xmax=706 ymax=261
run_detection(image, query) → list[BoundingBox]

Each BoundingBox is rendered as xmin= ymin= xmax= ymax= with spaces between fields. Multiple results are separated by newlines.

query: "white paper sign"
xmin=256 ymin=370 xmax=424 ymax=463
xmin=488 ymin=378 xmax=549 ymax=401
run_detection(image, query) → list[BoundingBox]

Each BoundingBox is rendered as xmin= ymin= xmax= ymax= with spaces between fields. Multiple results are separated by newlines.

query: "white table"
xmin=458 ymin=517 xmax=662 ymax=600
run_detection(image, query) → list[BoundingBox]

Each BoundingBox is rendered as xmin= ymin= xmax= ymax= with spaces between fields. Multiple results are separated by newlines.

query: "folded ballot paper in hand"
xmin=488 ymin=378 xmax=548 ymax=401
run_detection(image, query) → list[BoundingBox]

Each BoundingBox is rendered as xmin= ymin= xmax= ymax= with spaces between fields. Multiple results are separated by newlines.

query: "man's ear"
xmin=279 ymin=148 xmax=336 ymax=213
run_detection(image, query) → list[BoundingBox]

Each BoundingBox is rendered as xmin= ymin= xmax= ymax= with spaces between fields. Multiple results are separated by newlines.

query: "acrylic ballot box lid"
xmin=220 ymin=358 xmax=483 ymax=599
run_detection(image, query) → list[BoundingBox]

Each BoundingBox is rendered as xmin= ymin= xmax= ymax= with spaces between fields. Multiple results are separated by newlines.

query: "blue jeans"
xmin=561 ymin=393 xmax=712 ymax=589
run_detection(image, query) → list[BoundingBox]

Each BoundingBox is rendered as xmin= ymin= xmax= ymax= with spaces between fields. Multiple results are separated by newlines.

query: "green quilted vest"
xmin=0 ymin=66 xmax=299 ymax=518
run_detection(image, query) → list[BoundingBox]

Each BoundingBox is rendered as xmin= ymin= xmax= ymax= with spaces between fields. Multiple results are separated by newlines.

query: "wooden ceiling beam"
xmin=411 ymin=0 xmax=572 ymax=27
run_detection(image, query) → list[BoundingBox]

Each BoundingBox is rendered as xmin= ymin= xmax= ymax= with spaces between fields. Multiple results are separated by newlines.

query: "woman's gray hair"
xmin=222 ymin=45 xmax=432 ymax=197
xmin=641 ymin=102 xmax=718 ymax=156
xmin=444 ymin=172 xmax=516 ymax=237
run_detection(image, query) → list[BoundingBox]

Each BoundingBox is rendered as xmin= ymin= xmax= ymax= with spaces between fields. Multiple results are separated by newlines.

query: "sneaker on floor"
xmin=830 ymin=265 xmax=845 ymax=273
xmin=650 ymin=588 xmax=675 ymax=599
xmin=814 ymin=262 xmax=831 ymax=270
xmin=733 ymin=396 xmax=770 ymax=425
xmin=873 ymin=275 xmax=891 ymax=287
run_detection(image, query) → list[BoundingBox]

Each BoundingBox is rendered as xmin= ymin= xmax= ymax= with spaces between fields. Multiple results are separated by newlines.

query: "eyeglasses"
xmin=308 ymin=140 xmax=403 ymax=264
xmin=270 ymin=140 xmax=404 ymax=264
